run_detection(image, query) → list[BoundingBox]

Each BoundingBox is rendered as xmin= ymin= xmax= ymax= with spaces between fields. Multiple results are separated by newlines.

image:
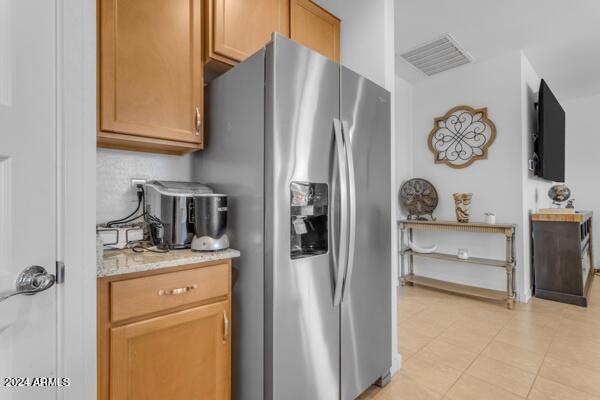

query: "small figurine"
xmin=566 ymin=199 xmax=575 ymax=209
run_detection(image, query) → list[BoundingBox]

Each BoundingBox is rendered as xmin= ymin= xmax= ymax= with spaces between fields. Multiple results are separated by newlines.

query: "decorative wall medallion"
xmin=428 ymin=105 xmax=496 ymax=169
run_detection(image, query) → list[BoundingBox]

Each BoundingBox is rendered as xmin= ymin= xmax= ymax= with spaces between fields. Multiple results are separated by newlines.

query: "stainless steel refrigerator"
xmin=194 ymin=34 xmax=391 ymax=400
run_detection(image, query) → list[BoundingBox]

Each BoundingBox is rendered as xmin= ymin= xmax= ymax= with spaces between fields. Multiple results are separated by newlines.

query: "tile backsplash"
xmin=96 ymin=148 xmax=193 ymax=224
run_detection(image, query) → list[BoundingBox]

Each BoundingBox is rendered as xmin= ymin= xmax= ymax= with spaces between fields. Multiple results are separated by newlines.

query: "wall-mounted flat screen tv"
xmin=535 ymin=79 xmax=565 ymax=182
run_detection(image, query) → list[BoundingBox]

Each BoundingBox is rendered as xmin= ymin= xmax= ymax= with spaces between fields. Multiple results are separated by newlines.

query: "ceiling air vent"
xmin=400 ymin=34 xmax=473 ymax=76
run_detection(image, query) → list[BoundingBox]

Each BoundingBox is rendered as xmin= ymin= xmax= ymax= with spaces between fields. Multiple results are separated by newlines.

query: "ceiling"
xmin=395 ymin=0 xmax=600 ymax=100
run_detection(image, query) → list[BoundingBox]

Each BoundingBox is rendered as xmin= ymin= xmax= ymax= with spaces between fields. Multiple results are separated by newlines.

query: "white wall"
xmin=405 ymin=51 xmax=557 ymax=301
xmin=410 ymin=50 xmax=531 ymax=298
xmin=395 ymin=76 xmax=413 ymax=217
xmin=96 ymin=148 xmax=193 ymax=224
xmin=313 ymin=0 xmax=390 ymax=90
xmin=564 ymin=93 xmax=600 ymax=265
xmin=381 ymin=0 xmax=400 ymax=375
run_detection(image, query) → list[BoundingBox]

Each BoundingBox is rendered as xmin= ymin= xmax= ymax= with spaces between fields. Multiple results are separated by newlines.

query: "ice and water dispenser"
xmin=290 ymin=182 xmax=328 ymax=259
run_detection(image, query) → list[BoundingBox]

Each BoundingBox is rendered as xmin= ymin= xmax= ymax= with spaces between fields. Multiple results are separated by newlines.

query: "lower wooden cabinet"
xmin=98 ymin=260 xmax=232 ymax=400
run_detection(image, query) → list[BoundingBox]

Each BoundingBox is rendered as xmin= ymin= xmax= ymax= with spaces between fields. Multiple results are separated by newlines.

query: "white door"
xmin=0 ymin=0 xmax=59 ymax=397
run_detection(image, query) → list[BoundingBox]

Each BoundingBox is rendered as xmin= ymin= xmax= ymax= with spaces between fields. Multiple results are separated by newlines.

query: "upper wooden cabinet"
xmin=98 ymin=0 xmax=204 ymax=155
xmin=204 ymin=0 xmax=340 ymax=75
xmin=290 ymin=0 xmax=340 ymax=62
xmin=98 ymin=0 xmax=340 ymax=155
xmin=205 ymin=0 xmax=290 ymax=68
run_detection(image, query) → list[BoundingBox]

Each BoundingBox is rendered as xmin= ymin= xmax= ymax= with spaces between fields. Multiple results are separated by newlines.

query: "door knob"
xmin=0 ymin=266 xmax=56 ymax=303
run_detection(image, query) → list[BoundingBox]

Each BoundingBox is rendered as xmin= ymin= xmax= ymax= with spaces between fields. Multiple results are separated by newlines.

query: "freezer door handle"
xmin=333 ymin=118 xmax=349 ymax=307
xmin=341 ymin=120 xmax=356 ymax=302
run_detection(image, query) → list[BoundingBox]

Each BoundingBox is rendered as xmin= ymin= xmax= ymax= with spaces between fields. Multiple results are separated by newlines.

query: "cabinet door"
xmin=100 ymin=0 xmax=203 ymax=144
xmin=110 ymin=301 xmax=230 ymax=400
xmin=290 ymin=0 xmax=340 ymax=62
xmin=206 ymin=0 xmax=289 ymax=65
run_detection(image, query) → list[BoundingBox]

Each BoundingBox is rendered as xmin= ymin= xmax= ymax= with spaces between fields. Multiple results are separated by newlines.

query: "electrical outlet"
xmin=131 ymin=178 xmax=147 ymax=189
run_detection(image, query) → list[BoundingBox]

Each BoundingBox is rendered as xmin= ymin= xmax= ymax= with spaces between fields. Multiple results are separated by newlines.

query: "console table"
xmin=532 ymin=211 xmax=594 ymax=306
xmin=398 ymin=220 xmax=517 ymax=309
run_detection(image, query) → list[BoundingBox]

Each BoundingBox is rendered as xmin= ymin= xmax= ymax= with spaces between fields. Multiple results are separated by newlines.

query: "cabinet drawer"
xmin=111 ymin=264 xmax=229 ymax=322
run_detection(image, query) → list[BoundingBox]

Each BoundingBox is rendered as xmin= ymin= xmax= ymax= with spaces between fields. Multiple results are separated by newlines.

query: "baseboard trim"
xmin=521 ymin=288 xmax=532 ymax=303
xmin=391 ymin=351 xmax=402 ymax=374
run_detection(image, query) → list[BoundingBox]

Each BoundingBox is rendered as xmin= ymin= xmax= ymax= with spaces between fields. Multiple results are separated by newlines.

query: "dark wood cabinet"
xmin=532 ymin=211 xmax=594 ymax=306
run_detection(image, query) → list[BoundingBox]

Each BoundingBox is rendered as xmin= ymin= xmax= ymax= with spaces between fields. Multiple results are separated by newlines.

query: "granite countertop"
xmin=98 ymin=248 xmax=240 ymax=278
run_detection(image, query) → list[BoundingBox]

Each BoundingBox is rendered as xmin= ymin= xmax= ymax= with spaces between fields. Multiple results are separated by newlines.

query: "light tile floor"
xmin=358 ymin=278 xmax=600 ymax=400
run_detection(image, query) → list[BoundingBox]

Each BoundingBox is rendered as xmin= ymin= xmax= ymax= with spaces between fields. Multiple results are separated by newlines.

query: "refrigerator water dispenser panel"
xmin=290 ymin=182 xmax=328 ymax=259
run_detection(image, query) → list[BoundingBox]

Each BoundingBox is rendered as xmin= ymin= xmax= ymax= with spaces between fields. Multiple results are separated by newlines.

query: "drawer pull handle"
xmin=195 ymin=107 xmax=201 ymax=136
xmin=157 ymin=284 xmax=198 ymax=296
xmin=223 ymin=310 xmax=229 ymax=342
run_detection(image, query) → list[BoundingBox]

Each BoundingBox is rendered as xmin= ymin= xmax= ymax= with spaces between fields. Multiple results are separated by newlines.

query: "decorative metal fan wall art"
xmin=399 ymin=178 xmax=438 ymax=220
xmin=428 ymin=105 xmax=496 ymax=169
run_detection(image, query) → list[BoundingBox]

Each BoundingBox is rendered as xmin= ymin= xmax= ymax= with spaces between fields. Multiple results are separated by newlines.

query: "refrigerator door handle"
xmin=341 ymin=120 xmax=356 ymax=302
xmin=333 ymin=118 xmax=349 ymax=307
